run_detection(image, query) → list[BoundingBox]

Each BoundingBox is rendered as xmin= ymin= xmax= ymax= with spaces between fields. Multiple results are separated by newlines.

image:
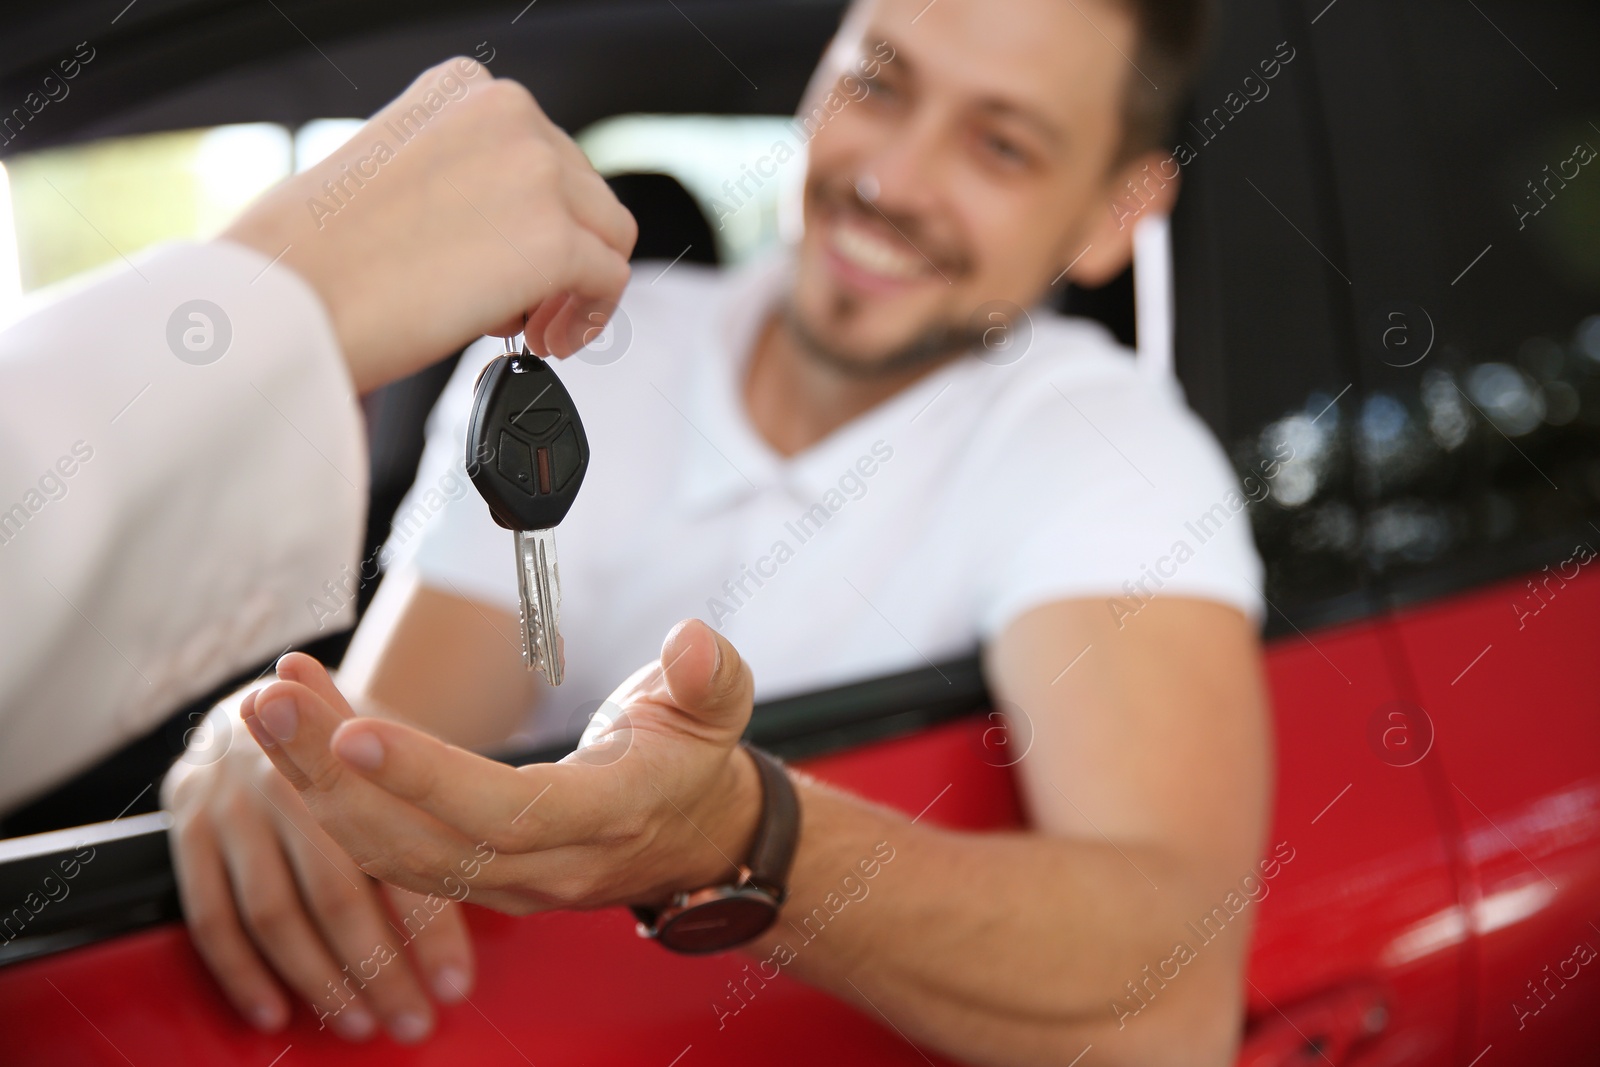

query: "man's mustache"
xmin=812 ymin=181 xmax=973 ymax=277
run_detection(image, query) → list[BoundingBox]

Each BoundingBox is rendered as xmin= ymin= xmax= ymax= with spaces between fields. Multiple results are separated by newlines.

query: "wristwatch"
xmin=631 ymin=744 xmax=800 ymax=954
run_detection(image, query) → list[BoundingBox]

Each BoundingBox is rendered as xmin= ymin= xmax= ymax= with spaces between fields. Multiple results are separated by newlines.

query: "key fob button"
xmin=515 ymin=409 xmax=563 ymax=436
xmin=497 ymin=432 xmax=537 ymax=495
xmin=550 ymin=424 xmax=583 ymax=490
xmin=467 ymin=353 xmax=588 ymax=529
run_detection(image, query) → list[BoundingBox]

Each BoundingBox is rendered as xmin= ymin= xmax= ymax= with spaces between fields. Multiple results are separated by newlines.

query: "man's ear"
xmin=1059 ymin=149 xmax=1183 ymax=288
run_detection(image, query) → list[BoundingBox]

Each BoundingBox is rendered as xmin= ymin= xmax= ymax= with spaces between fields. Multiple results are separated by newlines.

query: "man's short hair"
xmin=1116 ymin=0 xmax=1213 ymax=161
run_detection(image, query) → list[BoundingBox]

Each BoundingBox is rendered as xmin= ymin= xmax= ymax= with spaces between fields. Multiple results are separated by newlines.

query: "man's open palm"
xmin=241 ymin=620 xmax=762 ymax=917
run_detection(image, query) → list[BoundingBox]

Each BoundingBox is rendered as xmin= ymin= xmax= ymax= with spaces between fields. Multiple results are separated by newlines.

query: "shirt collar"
xmin=675 ymin=248 xmax=984 ymax=514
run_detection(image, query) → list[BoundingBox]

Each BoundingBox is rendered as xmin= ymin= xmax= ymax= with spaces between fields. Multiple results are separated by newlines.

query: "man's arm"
xmin=740 ymin=596 xmax=1271 ymax=1065
xmin=243 ymin=601 xmax=1268 ymax=1065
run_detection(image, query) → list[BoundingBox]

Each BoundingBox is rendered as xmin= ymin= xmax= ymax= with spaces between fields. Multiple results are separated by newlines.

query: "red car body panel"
xmin=2 ymin=571 xmax=1596 ymax=1064
xmin=1241 ymin=621 xmax=1465 ymax=1066
xmin=1381 ymin=565 xmax=1600 ymax=1060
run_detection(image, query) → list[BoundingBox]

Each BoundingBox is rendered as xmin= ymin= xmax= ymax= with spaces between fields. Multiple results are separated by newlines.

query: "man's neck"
xmin=743 ymin=314 xmax=956 ymax=457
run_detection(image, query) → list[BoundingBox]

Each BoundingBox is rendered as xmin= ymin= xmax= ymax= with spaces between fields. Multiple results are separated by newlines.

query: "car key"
xmin=466 ymin=340 xmax=590 ymax=685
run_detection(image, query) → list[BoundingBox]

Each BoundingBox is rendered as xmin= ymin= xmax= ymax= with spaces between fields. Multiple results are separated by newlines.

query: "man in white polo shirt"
xmin=166 ymin=0 xmax=1271 ymax=1061
xmin=378 ymin=252 xmax=1258 ymax=740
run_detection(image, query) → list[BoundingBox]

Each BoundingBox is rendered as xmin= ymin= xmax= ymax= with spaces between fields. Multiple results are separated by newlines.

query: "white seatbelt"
xmin=1133 ymin=213 xmax=1175 ymax=384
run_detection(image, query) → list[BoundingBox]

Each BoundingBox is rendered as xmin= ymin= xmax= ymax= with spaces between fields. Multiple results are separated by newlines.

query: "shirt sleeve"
xmin=0 ymin=240 xmax=367 ymax=812
xmin=973 ymin=369 xmax=1265 ymax=639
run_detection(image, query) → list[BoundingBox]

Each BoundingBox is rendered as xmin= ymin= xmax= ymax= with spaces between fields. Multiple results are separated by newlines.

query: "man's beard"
xmin=782 ymin=296 xmax=983 ymax=380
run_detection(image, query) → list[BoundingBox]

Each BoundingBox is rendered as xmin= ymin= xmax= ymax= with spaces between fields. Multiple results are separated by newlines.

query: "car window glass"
xmin=0 ymin=123 xmax=292 ymax=314
xmin=1312 ymin=0 xmax=1600 ymax=604
xmin=577 ymin=113 xmax=799 ymax=265
xmin=1170 ymin=1 xmax=1370 ymax=631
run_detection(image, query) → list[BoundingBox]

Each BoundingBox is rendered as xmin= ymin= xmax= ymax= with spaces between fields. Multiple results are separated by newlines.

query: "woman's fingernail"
xmin=332 ymin=1007 xmax=376 ymax=1041
xmin=334 ymin=728 xmax=384 ymax=771
xmin=255 ymin=697 xmax=298 ymax=742
xmin=433 ymin=966 xmax=472 ymax=1003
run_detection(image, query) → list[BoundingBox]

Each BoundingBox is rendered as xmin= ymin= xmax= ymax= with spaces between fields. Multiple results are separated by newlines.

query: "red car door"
xmin=1385 ymin=570 xmax=1600 ymax=1061
xmin=1297 ymin=0 xmax=1600 ymax=1059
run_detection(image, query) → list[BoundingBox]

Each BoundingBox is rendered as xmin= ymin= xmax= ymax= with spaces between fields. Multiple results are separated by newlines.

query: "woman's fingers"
xmin=523 ymin=292 xmax=570 ymax=357
xmin=548 ymin=227 xmax=630 ymax=356
xmin=561 ymin=162 xmax=639 ymax=260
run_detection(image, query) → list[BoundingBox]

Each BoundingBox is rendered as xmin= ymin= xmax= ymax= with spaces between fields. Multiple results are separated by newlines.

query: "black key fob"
xmin=466 ymin=353 xmax=590 ymax=531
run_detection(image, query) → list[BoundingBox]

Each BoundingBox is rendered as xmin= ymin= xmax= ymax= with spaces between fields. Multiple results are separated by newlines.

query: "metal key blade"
xmin=514 ymin=528 xmax=564 ymax=685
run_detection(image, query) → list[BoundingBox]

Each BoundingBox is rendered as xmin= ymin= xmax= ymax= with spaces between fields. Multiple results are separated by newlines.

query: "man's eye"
xmin=862 ymin=77 xmax=896 ymax=101
xmin=982 ymin=133 xmax=1029 ymax=167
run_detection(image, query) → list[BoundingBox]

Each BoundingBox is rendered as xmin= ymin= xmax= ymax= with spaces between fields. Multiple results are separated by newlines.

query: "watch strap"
xmin=742 ymin=744 xmax=798 ymax=901
xmin=631 ymin=743 xmax=799 ymax=947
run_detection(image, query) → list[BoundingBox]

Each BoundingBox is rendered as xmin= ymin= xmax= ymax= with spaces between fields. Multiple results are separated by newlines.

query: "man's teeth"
xmin=830 ymin=224 xmax=927 ymax=280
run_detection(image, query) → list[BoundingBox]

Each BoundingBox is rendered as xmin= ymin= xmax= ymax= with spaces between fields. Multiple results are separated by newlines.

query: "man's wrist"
xmin=633 ymin=745 xmax=801 ymax=955
xmin=676 ymin=743 xmax=765 ymax=893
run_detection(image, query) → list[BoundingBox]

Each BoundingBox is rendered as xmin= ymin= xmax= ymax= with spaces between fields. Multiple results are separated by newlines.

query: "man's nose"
xmin=854 ymin=113 xmax=947 ymax=218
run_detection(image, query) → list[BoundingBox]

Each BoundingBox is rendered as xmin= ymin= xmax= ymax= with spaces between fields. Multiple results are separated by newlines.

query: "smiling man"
xmin=164 ymin=0 xmax=1272 ymax=1062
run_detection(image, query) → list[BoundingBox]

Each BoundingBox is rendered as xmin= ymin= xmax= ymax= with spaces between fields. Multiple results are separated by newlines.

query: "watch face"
xmin=656 ymin=887 xmax=778 ymax=955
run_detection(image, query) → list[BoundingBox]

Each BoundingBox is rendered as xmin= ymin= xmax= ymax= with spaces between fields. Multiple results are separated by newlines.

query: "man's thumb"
xmin=659 ymin=619 xmax=753 ymax=734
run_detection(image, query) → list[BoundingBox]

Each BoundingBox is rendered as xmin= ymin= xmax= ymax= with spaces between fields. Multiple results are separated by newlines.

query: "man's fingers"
xmin=381 ymin=883 xmax=476 ymax=1004
xmin=270 ymin=800 xmax=438 ymax=1044
xmin=327 ymin=718 xmax=624 ymax=852
xmin=274 ymin=652 xmax=356 ymax=722
xmin=657 ymin=619 xmax=755 ymax=739
xmin=244 ymin=677 xmax=483 ymax=875
xmin=170 ymin=813 xmax=290 ymax=1032
xmin=244 ymin=677 xmax=355 ymax=798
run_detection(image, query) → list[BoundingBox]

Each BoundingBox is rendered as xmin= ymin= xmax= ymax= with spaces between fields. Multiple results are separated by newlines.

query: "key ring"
xmin=508 ymin=311 xmax=532 ymax=358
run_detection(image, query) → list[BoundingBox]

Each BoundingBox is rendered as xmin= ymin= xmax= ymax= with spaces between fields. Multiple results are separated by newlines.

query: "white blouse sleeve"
xmin=0 ymin=240 xmax=367 ymax=812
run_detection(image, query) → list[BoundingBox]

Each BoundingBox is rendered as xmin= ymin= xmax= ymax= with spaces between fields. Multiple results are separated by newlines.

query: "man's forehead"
xmin=852 ymin=0 xmax=1136 ymax=129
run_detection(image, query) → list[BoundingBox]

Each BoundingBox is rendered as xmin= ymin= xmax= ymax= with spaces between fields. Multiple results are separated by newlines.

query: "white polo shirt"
xmin=387 ymin=254 xmax=1263 ymax=743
